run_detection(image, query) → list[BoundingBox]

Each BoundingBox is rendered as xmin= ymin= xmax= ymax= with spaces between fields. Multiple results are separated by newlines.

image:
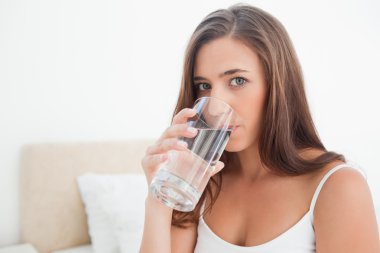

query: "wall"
xmin=0 ymin=0 xmax=379 ymax=246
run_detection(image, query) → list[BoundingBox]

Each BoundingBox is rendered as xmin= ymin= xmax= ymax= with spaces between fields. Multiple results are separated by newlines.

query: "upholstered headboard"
xmin=19 ymin=139 xmax=155 ymax=253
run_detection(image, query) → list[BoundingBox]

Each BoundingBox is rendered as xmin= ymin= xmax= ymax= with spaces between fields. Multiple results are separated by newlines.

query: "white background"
xmin=0 ymin=0 xmax=379 ymax=246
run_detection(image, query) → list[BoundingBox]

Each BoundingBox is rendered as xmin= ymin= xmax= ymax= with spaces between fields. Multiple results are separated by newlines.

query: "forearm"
xmin=139 ymin=194 xmax=173 ymax=253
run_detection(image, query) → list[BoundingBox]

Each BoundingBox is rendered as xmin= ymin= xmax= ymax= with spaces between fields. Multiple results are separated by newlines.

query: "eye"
xmin=195 ymin=83 xmax=211 ymax=91
xmin=230 ymin=77 xmax=246 ymax=87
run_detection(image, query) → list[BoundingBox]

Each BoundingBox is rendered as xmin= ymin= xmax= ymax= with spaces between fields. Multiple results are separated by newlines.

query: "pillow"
xmin=77 ymin=173 xmax=147 ymax=253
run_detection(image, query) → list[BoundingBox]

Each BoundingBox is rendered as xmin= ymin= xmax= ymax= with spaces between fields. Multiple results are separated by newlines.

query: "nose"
xmin=208 ymin=97 xmax=229 ymax=117
xmin=205 ymin=95 xmax=235 ymax=129
xmin=208 ymin=86 xmax=233 ymax=116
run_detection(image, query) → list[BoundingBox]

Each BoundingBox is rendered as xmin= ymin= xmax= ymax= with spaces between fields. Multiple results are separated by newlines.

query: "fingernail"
xmin=187 ymin=127 xmax=197 ymax=134
xmin=178 ymin=140 xmax=188 ymax=148
xmin=161 ymin=154 xmax=168 ymax=161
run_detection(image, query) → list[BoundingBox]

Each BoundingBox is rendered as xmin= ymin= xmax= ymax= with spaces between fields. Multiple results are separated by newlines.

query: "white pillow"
xmin=77 ymin=173 xmax=147 ymax=253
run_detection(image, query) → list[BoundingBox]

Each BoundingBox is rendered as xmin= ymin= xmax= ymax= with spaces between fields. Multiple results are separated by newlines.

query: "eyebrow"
xmin=193 ymin=68 xmax=249 ymax=82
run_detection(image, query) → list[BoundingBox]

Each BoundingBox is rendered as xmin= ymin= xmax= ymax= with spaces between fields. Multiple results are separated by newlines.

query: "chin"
xmin=225 ymin=130 xmax=257 ymax=153
xmin=225 ymin=139 xmax=247 ymax=152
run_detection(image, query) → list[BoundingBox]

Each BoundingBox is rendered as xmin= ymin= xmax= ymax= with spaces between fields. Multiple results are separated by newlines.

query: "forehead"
xmin=194 ymin=37 xmax=261 ymax=75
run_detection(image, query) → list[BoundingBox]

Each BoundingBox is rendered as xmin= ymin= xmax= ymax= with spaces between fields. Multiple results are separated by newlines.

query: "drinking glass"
xmin=149 ymin=96 xmax=236 ymax=212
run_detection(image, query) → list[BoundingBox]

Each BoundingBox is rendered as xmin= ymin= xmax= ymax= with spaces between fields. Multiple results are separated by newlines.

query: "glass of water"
xmin=149 ymin=96 xmax=236 ymax=212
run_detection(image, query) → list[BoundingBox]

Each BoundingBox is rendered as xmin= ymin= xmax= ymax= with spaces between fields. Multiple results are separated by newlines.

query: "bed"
xmin=19 ymin=139 xmax=154 ymax=253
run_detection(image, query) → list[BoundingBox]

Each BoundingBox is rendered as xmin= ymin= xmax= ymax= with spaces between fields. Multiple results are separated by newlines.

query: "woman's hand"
xmin=141 ymin=108 xmax=225 ymax=187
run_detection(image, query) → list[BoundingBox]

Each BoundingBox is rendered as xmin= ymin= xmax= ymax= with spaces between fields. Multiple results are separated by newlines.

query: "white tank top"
xmin=194 ymin=163 xmax=366 ymax=253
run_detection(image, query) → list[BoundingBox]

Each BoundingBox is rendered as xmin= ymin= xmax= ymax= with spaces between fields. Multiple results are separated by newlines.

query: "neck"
xmin=227 ymin=143 xmax=272 ymax=182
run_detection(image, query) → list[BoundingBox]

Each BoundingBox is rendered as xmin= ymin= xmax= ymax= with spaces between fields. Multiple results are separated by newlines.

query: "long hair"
xmin=171 ymin=4 xmax=345 ymax=228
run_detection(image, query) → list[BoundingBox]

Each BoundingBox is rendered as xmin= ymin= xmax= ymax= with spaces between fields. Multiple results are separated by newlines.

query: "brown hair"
xmin=170 ymin=3 xmax=345 ymax=228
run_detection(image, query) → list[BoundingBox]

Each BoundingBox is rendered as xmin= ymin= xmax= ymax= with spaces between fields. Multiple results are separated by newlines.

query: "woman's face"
xmin=193 ymin=37 xmax=267 ymax=152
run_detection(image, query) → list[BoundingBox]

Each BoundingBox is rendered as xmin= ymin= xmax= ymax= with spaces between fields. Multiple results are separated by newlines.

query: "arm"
xmin=139 ymin=194 xmax=197 ymax=253
xmin=314 ymin=168 xmax=380 ymax=252
xmin=171 ymin=219 xmax=198 ymax=253
xmin=139 ymin=108 xmax=200 ymax=253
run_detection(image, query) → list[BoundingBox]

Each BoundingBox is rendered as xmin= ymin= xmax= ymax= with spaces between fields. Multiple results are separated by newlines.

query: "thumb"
xmin=211 ymin=161 xmax=225 ymax=176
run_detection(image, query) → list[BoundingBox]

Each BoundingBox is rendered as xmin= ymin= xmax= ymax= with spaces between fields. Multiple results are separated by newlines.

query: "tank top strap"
xmin=200 ymin=197 xmax=207 ymax=217
xmin=309 ymin=163 xmax=367 ymax=224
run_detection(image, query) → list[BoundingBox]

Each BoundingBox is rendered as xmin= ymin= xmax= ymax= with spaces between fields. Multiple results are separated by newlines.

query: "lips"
xmin=219 ymin=124 xmax=239 ymax=130
xmin=228 ymin=125 xmax=239 ymax=131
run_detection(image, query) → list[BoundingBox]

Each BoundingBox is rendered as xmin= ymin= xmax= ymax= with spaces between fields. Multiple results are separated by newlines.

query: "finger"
xmin=172 ymin=108 xmax=197 ymax=125
xmin=211 ymin=161 xmax=225 ymax=176
xmin=158 ymin=123 xmax=198 ymax=142
xmin=141 ymin=153 xmax=168 ymax=171
xmin=146 ymin=138 xmax=188 ymax=155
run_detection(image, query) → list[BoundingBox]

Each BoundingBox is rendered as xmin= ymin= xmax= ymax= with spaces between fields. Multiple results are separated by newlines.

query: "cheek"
xmin=226 ymin=95 xmax=265 ymax=151
xmin=241 ymin=88 xmax=266 ymax=126
xmin=234 ymin=86 xmax=267 ymax=143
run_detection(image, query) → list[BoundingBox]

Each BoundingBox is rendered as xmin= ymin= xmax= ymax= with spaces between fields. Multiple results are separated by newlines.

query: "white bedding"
xmin=52 ymin=244 xmax=93 ymax=253
xmin=0 ymin=244 xmax=39 ymax=253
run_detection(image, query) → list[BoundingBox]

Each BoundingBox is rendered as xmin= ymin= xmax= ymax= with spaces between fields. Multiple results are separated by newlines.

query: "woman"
xmin=140 ymin=4 xmax=379 ymax=253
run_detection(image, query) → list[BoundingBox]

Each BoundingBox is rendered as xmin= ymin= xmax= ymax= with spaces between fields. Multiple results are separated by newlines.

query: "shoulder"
xmin=313 ymin=163 xmax=368 ymax=213
xmin=313 ymin=164 xmax=368 ymax=215
xmin=313 ymin=163 xmax=380 ymax=252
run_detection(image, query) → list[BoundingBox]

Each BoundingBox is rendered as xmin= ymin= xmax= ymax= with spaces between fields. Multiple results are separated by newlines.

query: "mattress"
xmin=52 ymin=244 xmax=93 ymax=253
xmin=0 ymin=244 xmax=39 ymax=253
